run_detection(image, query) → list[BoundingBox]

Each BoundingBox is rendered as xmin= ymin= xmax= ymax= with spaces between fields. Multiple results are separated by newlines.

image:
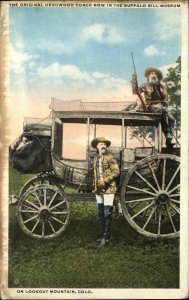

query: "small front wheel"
xmin=17 ymin=184 xmax=70 ymax=239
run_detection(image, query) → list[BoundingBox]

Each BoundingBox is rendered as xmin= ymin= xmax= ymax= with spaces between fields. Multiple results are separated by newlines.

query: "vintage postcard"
xmin=0 ymin=0 xmax=188 ymax=299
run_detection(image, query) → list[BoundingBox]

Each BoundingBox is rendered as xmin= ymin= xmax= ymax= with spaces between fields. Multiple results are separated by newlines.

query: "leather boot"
xmin=165 ymin=132 xmax=175 ymax=149
xmin=98 ymin=205 xmax=113 ymax=247
xmin=96 ymin=204 xmax=105 ymax=243
xmin=166 ymin=138 xmax=175 ymax=149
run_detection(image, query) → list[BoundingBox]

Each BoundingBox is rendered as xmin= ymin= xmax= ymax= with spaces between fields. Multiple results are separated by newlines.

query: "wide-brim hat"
xmin=144 ymin=67 xmax=163 ymax=80
xmin=91 ymin=137 xmax=111 ymax=148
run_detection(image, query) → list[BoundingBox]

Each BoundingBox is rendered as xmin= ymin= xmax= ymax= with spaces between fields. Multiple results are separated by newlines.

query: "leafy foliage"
xmin=129 ymin=126 xmax=155 ymax=146
xmin=164 ymin=56 xmax=181 ymax=137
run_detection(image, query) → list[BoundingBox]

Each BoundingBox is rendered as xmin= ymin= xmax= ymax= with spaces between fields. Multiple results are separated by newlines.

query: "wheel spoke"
xmin=51 ymin=211 xmax=68 ymax=215
xmin=48 ymin=220 xmax=56 ymax=233
xmin=20 ymin=210 xmax=39 ymax=213
xmin=31 ymin=219 xmax=40 ymax=233
xmin=25 ymin=199 xmax=39 ymax=210
xmin=30 ymin=192 xmax=42 ymax=207
xmin=23 ymin=214 xmax=38 ymax=224
xmin=141 ymin=208 xmax=149 ymax=218
xmin=22 ymin=204 xmax=36 ymax=211
xmin=157 ymin=209 xmax=162 ymax=234
xmin=169 ymin=193 xmax=180 ymax=198
xmin=48 ymin=191 xmax=58 ymax=207
xmin=143 ymin=205 xmax=157 ymax=229
xmin=125 ymin=197 xmax=155 ymax=203
xmin=165 ymin=205 xmax=177 ymax=233
xmin=127 ymin=185 xmax=156 ymax=196
xmin=168 ymin=184 xmax=180 ymax=195
xmin=162 ymin=158 xmax=166 ymax=190
xmin=44 ymin=189 xmax=47 ymax=206
xmin=42 ymin=222 xmax=45 ymax=238
xmin=51 ymin=216 xmax=65 ymax=225
xmin=131 ymin=202 xmax=154 ymax=220
xmin=166 ymin=165 xmax=180 ymax=191
xmin=154 ymin=208 xmax=157 ymax=221
xmin=134 ymin=171 xmax=158 ymax=193
xmin=148 ymin=162 xmax=160 ymax=191
xmin=50 ymin=200 xmax=66 ymax=211
xmin=170 ymin=198 xmax=180 ymax=204
xmin=169 ymin=202 xmax=180 ymax=214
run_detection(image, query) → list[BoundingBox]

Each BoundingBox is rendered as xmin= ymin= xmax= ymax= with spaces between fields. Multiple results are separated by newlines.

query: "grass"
xmin=8 ymin=166 xmax=179 ymax=288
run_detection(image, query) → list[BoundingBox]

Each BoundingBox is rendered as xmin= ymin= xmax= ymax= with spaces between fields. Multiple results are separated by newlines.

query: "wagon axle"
xmin=39 ymin=206 xmax=51 ymax=220
xmin=156 ymin=192 xmax=170 ymax=205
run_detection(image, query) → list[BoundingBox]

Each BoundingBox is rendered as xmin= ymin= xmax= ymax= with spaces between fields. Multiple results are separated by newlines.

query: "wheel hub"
xmin=39 ymin=207 xmax=51 ymax=220
xmin=156 ymin=192 xmax=170 ymax=204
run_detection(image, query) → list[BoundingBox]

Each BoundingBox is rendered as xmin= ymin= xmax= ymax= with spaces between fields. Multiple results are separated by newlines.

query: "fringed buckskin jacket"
xmin=92 ymin=152 xmax=120 ymax=194
xmin=139 ymin=81 xmax=168 ymax=110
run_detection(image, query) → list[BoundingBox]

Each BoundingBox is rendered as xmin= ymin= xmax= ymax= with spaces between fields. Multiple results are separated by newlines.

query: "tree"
xmin=164 ymin=56 xmax=181 ymax=139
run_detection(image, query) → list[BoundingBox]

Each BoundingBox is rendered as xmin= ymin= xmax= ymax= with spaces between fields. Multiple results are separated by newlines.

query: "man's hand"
xmin=97 ymin=181 xmax=107 ymax=190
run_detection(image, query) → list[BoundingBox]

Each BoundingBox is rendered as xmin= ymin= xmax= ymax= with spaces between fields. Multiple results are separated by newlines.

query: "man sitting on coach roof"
xmin=132 ymin=66 xmax=175 ymax=149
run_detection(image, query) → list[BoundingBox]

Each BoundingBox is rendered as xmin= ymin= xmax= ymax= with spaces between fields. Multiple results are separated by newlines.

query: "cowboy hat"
xmin=144 ymin=67 xmax=163 ymax=80
xmin=91 ymin=137 xmax=111 ymax=148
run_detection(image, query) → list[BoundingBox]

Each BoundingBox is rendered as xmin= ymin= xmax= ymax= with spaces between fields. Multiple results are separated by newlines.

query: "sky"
xmin=9 ymin=5 xmax=181 ymax=144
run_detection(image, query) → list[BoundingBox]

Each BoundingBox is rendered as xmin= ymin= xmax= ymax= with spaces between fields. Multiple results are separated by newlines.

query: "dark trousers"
xmin=149 ymin=106 xmax=175 ymax=138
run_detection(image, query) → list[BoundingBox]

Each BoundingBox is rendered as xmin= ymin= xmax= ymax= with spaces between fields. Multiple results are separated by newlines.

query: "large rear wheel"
xmin=121 ymin=154 xmax=180 ymax=238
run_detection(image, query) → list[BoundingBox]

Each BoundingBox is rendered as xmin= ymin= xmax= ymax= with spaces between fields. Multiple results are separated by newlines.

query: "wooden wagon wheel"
xmin=121 ymin=154 xmax=180 ymax=238
xmin=17 ymin=184 xmax=70 ymax=239
xmin=19 ymin=174 xmax=66 ymax=198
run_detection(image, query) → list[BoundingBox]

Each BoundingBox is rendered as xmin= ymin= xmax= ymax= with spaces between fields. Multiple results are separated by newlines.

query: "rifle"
xmin=131 ymin=52 xmax=148 ymax=111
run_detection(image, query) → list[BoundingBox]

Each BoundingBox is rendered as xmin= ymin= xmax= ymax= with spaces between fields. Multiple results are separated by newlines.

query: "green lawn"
xmin=8 ymin=166 xmax=179 ymax=288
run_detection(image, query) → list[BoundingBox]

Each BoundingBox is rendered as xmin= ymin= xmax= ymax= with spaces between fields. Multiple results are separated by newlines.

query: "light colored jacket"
xmin=93 ymin=152 xmax=119 ymax=194
xmin=139 ymin=82 xmax=168 ymax=110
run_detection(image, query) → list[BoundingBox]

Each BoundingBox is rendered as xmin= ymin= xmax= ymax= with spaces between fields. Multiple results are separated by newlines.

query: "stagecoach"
xmin=10 ymin=98 xmax=180 ymax=240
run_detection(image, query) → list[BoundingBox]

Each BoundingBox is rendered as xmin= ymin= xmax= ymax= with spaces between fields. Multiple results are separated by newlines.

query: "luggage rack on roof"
xmin=50 ymin=97 xmax=137 ymax=112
